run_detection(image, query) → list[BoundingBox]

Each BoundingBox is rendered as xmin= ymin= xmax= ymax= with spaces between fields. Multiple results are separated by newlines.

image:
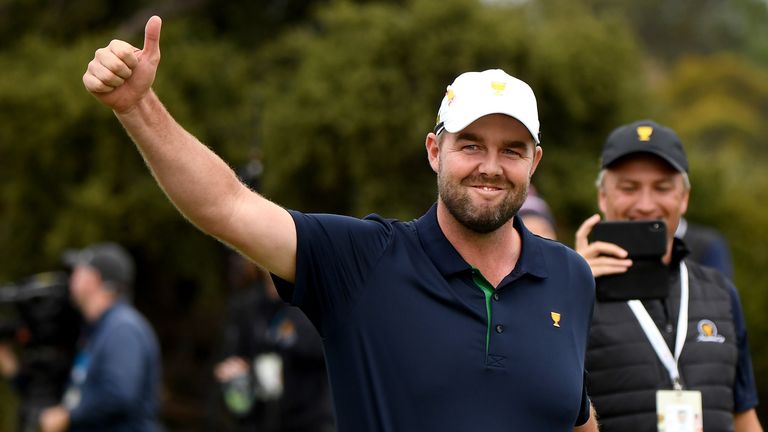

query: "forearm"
xmin=574 ymin=404 xmax=599 ymax=432
xmin=116 ymin=90 xmax=248 ymax=239
xmin=735 ymin=409 xmax=763 ymax=432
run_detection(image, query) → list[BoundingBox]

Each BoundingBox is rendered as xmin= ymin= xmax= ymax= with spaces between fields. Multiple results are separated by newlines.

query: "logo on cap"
xmin=446 ymin=88 xmax=455 ymax=106
xmin=637 ymin=125 xmax=654 ymax=141
xmin=491 ymin=81 xmax=506 ymax=96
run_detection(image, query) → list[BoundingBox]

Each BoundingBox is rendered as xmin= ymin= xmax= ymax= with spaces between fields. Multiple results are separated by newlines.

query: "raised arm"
xmin=82 ymin=16 xmax=297 ymax=281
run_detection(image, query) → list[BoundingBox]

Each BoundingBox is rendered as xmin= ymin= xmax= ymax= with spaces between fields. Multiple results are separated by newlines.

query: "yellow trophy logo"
xmin=446 ymin=88 xmax=455 ymax=105
xmin=637 ymin=125 xmax=654 ymax=141
xmin=551 ymin=312 xmax=561 ymax=328
xmin=696 ymin=319 xmax=725 ymax=343
xmin=491 ymin=81 xmax=506 ymax=96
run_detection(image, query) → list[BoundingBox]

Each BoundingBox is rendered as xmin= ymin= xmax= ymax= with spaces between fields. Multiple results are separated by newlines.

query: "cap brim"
xmin=604 ymin=149 xmax=686 ymax=173
xmin=442 ymin=106 xmax=539 ymax=144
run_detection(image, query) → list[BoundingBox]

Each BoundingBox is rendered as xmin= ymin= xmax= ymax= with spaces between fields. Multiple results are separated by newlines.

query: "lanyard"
xmin=627 ymin=262 xmax=689 ymax=390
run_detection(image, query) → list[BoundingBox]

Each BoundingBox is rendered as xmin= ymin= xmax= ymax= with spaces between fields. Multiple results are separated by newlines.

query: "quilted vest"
xmin=586 ymin=259 xmax=738 ymax=432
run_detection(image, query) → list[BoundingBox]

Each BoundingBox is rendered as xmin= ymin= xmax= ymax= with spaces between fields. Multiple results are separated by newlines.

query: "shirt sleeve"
xmin=728 ymin=281 xmax=759 ymax=412
xmin=272 ymin=211 xmax=393 ymax=335
xmin=574 ymin=372 xmax=591 ymax=426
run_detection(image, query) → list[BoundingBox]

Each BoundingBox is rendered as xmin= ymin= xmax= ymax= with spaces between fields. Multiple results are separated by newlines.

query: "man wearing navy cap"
xmin=82 ymin=16 xmax=597 ymax=431
xmin=38 ymin=242 xmax=161 ymax=432
xmin=575 ymin=120 xmax=762 ymax=431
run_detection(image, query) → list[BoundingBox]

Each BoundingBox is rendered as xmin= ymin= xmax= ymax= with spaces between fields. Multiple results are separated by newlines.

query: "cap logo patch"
xmin=696 ymin=319 xmax=725 ymax=343
xmin=551 ymin=311 xmax=561 ymax=328
xmin=446 ymin=88 xmax=455 ymax=106
xmin=637 ymin=125 xmax=654 ymax=141
xmin=491 ymin=81 xmax=506 ymax=95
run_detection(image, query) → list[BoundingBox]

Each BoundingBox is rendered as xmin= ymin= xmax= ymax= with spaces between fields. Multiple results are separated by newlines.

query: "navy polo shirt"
xmin=274 ymin=204 xmax=595 ymax=432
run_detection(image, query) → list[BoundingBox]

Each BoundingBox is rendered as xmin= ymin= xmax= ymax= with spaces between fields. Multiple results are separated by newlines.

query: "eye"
xmin=462 ymin=144 xmax=480 ymax=152
xmin=655 ymin=183 xmax=674 ymax=192
xmin=617 ymin=183 xmax=638 ymax=192
xmin=502 ymin=148 xmax=524 ymax=158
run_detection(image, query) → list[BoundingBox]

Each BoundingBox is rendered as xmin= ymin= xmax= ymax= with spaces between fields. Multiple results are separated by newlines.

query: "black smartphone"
xmin=588 ymin=220 xmax=669 ymax=301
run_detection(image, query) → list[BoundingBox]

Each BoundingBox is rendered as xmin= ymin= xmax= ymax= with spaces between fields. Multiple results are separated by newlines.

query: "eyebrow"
xmin=455 ymin=132 xmax=532 ymax=149
xmin=455 ymin=132 xmax=481 ymax=142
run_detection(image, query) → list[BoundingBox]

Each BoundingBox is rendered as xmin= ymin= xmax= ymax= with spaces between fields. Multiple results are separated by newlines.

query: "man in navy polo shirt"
xmin=82 ymin=16 xmax=597 ymax=431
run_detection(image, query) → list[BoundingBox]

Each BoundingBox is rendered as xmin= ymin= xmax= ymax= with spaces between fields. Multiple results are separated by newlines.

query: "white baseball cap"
xmin=434 ymin=69 xmax=540 ymax=144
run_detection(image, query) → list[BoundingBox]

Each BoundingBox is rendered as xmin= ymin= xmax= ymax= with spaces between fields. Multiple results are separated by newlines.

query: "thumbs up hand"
xmin=82 ymin=16 xmax=163 ymax=114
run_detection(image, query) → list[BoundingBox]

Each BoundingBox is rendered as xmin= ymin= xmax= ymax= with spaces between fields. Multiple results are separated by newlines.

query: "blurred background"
xmin=1 ymin=0 xmax=768 ymax=429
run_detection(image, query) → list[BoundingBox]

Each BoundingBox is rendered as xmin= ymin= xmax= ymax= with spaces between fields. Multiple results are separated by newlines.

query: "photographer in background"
xmin=35 ymin=242 xmax=162 ymax=432
xmin=575 ymin=120 xmax=762 ymax=431
xmin=0 ymin=272 xmax=80 ymax=432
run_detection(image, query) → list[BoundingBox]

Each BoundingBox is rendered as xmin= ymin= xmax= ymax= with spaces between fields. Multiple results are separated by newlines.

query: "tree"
xmin=258 ymin=0 xmax=650 ymax=234
xmin=0 ymin=21 xmax=260 ymax=429
xmin=582 ymin=0 xmax=768 ymax=64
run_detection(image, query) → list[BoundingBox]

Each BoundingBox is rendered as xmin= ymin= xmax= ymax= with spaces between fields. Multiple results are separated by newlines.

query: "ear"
xmin=679 ymin=186 xmax=690 ymax=216
xmin=529 ymin=145 xmax=543 ymax=177
xmin=597 ymin=188 xmax=608 ymax=215
xmin=425 ymin=132 xmax=440 ymax=174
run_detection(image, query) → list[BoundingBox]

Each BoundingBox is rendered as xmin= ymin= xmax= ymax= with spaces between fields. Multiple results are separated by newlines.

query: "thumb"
xmin=142 ymin=15 xmax=162 ymax=58
xmin=575 ymin=213 xmax=601 ymax=250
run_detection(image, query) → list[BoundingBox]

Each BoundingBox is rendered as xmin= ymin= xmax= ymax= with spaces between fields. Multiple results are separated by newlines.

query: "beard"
xmin=438 ymin=171 xmax=529 ymax=234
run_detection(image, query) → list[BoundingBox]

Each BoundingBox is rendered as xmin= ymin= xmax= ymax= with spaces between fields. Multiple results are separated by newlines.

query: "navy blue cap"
xmin=64 ymin=242 xmax=135 ymax=288
xmin=601 ymin=119 xmax=688 ymax=173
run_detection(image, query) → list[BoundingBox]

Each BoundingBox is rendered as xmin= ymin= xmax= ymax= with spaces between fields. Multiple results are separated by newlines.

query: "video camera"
xmin=0 ymin=271 xmax=81 ymax=430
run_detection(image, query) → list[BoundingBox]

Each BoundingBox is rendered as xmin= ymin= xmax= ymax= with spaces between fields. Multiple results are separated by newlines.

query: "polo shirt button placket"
xmin=492 ymin=293 xmax=500 ymax=301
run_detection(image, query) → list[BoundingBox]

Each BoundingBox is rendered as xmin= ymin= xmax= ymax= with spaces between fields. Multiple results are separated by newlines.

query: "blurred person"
xmin=575 ymin=120 xmax=761 ymax=431
xmin=0 ymin=271 xmax=80 ymax=432
xmin=82 ymin=17 xmax=597 ymax=431
xmin=212 ymin=254 xmax=334 ymax=432
xmin=36 ymin=242 xmax=162 ymax=432
xmin=676 ymin=217 xmax=734 ymax=279
xmin=518 ymin=187 xmax=557 ymax=240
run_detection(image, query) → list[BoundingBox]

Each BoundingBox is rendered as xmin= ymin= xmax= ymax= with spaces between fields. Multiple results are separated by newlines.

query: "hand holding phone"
xmin=586 ymin=220 xmax=669 ymax=301
xmin=575 ymin=215 xmax=633 ymax=278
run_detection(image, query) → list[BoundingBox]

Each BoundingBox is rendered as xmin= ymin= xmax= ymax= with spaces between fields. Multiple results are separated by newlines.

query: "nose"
xmin=478 ymin=152 xmax=503 ymax=177
xmin=633 ymin=188 xmax=657 ymax=216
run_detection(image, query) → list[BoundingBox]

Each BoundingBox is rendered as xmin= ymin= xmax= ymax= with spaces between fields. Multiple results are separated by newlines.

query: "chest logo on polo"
xmin=696 ymin=319 xmax=725 ymax=343
xmin=551 ymin=311 xmax=561 ymax=328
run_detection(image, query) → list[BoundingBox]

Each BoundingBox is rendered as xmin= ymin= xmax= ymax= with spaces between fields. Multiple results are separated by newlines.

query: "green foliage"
xmin=259 ymin=0 xmax=648 ymax=227
xmin=0 ymin=17 xmax=261 ymax=430
xmin=0 ymin=380 xmax=17 ymax=431
xmin=582 ymin=0 xmax=766 ymax=64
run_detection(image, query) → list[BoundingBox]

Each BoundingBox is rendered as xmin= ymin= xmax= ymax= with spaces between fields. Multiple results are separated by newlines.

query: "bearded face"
xmin=437 ymin=164 xmax=529 ymax=234
xmin=427 ymin=114 xmax=541 ymax=235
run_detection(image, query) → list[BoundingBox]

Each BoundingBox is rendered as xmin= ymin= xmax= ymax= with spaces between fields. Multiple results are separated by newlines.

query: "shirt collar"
xmin=414 ymin=203 xmax=549 ymax=280
xmin=671 ymin=236 xmax=691 ymax=266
